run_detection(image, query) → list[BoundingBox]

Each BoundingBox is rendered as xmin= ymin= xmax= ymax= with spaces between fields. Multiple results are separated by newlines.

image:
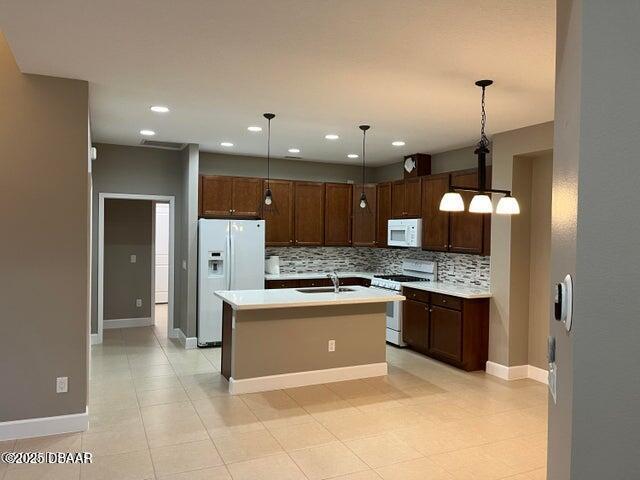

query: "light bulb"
xmin=264 ymin=189 xmax=273 ymax=206
xmin=359 ymin=193 xmax=367 ymax=209
xmin=469 ymin=194 xmax=493 ymax=213
xmin=439 ymin=192 xmax=464 ymax=212
xmin=496 ymin=195 xmax=520 ymax=215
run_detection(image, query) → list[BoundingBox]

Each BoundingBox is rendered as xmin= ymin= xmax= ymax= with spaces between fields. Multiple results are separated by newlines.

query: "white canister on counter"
xmin=265 ymin=256 xmax=280 ymax=275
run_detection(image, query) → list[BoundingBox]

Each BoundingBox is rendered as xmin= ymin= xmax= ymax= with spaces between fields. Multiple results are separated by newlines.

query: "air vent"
xmin=140 ymin=139 xmax=186 ymax=150
xmin=284 ymin=155 xmax=302 ymax=159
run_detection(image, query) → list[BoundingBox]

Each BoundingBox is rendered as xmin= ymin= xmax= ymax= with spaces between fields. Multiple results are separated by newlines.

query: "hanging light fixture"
xmin=439 ymin=80 xmax=520 ymax=215
xmin=263 ymin=113 xmax=275 ymax=205
xmin=358 ymin=125 xmax=370 ymax=208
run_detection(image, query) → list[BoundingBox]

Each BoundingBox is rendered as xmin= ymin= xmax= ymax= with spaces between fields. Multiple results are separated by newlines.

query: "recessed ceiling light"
xmin=247 ymin=126 xmax=262 ymax=132
xmin=150 ymin=105 xmax=170 ymax=113
xmin=140 ymin=129 xmax=155 ymax=136
xmin=220 ymin=142 xmax=234 ymax=147
xmin=288 ymin=148 xmax=301 ymax=153
xmin=325 ymin=134 xmax=339 ymax=140
xmin=392 ymin=140 xmax=406 ymax=146
xmin=347 ymin=154 xmax=359 ymax=159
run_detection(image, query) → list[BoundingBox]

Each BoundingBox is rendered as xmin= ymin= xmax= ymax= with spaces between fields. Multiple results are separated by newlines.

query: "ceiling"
xmin=0 ymin=0 xmax=555 ymax=166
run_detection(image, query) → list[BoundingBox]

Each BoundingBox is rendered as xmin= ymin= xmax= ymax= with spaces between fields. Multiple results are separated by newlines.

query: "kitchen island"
xmin=215 ymin=286 xmax=404 ymax=394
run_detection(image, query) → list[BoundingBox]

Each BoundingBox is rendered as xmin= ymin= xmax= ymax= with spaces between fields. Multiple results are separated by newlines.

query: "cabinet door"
xmin=263 ymin=180 xmax=294 ymax=246
xmin=376 ymin=182 xmax=392 ymax=247
xmin=352 ymin=184 xmax=377 ymax=246
xmin=232 ymin=177 xmax=263 ymax=217
xmin=404 ymin=178 xmax=422 ymax=217
xmin=422 ymin=173 xmax=450 ymax=251
xmin=402 ymin=299 xmax=429 ymax=352
xmin=294 ymin=181 xmax=325 ymax=246
xmin=429 ymin=306 xmax=463 ymax=363
xmin=200 ymin=176 xmax=233 ymax=217
xmin=449 ymin=170 xmax=484 ymax=254
xmin=391 ymin=180 xmax=406 ymax=218
xmin=324 ymin=183 xmax=353 ymax=246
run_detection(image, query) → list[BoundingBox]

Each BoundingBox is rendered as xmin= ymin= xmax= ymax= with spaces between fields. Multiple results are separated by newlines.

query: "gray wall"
xmin=103 ymin=199 xmax=152 ymax=320
xmin=200 ymin=151 xmax=374 ymax=183
xmin=550 ymin=1 xmax=640 ymax=478
xmin=0 ymin=34 xmax=89 ymax=421
xmin=371 ymin=145 xmax=489 ymax=182
xmin=91 ymin=143 xmax=183 ymax=334
xmin=179 ymin=144 xmax=199 ymax=338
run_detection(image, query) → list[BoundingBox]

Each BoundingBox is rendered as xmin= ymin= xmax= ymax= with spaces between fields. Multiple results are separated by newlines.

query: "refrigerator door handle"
xmin=229 ymin=231 xmax=235 ymax=290
xmin=226 ymin=232 xmax=232 ymax=290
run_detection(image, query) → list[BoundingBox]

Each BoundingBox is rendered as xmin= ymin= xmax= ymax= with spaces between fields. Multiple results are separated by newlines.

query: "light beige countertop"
xmin=265 ymin=271 xmax=491 ymax=299
xmin=215 ymin=285 xmax=405 ymax=310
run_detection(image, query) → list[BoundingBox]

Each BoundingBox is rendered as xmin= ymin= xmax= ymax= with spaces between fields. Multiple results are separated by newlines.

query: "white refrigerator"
xmin=197 ymin=219 xmax=265 ymax=346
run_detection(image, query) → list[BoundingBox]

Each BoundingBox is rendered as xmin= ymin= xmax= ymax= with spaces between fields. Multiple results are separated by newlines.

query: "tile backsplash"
xmin=266 ymin=247 xmax=490 ymax=288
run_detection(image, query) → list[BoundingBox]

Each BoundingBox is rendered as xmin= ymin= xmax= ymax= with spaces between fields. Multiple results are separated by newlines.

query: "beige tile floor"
xmin=1 ymin=305 xmax=548 ymax=480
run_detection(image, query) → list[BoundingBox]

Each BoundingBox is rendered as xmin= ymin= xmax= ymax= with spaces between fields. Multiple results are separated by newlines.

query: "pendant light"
xmin=358 ymin=125 xmax=370 ymax=208
xmin=439 ymin=80 xmax=520 ymax=215
xmin=263 ymin=113 xmax=275 ymax=205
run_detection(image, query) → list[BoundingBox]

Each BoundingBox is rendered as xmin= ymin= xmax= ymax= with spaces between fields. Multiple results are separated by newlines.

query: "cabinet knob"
xmin=442 ymin=299 xmax=447 ymax=303
xmin=429 ymin=308 xmax=433 ymax=312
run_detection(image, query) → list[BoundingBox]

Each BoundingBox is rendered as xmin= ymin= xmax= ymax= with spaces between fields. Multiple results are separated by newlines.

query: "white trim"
xmin=90 ymin=334 xmax=100 ymax=345
xmin=229 ymin=362 xmax=388 ymax=395
xmin=485 ymin=361 xmax=548 ymax=384
xmin=104 ymin=317 xmax=153 ymax=329
xmin=150 ymin=202 xmax=156 ymax=326
xmin=175 ymin=328 xmax=198 ymax=349
xmin=0 ymin=409 xmax=88 ymax=441
xmin=170 ymin=328 xmax=180 ymax=339
xmin=97 ymin=193 xmax=175 ymax=345
xmin=527 ymin=365 xmax=549 ymax=385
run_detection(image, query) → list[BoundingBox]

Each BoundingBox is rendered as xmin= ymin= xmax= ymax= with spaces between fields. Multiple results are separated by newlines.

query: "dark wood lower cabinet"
xmin=265 ymin=276 xmax=370 ymax=289
xmin=402 ymin=299 xmax=429 ymax=353
xmin=429 ymin=306 xmax=463 ymax=363
xmin=402 ymin=287 xmax=489 ymax=371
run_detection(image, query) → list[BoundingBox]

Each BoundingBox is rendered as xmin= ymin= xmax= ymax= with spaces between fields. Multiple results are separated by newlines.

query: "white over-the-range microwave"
xmin=387 ymin=218 xmax=422 ymax=247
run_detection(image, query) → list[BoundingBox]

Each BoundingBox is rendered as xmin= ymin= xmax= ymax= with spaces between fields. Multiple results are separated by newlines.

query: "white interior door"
xmin=155 ymin=203 xmax=170 ymax=303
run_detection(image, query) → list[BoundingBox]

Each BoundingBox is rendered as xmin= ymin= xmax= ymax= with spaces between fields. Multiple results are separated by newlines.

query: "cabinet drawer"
xmin=298 ymin=278 xmax=333 ymax=288
xmin=403 ymin=287 xmax=430 ymax=303
xmin=265 ymin=280 xmax=299 ymax=289
xmin=431 ymin=293 xmax=462 ymax=311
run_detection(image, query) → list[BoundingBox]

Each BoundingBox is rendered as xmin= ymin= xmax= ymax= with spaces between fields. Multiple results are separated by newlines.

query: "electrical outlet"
xmin=130 ymin=254 xmax=137 ymax=263
xmin=56 ymin=377 xmax=68 ymax=393
xmin=136 ymin=298 xmax=142 ymax=307
xmin=328 ymin=340 xmax=336 ymax=352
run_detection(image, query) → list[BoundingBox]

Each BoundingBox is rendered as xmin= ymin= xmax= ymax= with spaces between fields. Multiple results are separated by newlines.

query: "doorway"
xmin=97 ymin=193 xmax=175 ymax=344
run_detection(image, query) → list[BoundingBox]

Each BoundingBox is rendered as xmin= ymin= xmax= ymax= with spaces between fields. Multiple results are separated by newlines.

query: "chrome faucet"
xmin=327 ymin=272 xmax=340 ymax=293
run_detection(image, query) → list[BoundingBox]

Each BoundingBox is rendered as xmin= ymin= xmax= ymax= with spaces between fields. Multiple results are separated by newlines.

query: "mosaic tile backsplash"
xmin=265 ymin=247 xmax=491 ymax=288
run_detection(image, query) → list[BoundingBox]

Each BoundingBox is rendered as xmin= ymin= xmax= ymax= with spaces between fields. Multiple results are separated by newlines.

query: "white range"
xmin=369 ymin=259 xmax=437 ymax=346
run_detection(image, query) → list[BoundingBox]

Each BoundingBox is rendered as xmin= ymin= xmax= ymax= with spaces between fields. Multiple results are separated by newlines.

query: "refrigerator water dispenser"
xmin=208 ymin=251 xmax=224 ymax=277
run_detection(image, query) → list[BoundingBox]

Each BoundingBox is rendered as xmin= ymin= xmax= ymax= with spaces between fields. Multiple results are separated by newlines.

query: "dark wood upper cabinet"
xmin=352 ymin=184 xmax=377 ymax=247
xmin=402 ymin=298 xmax=430 ymax=353
xmin=421 ymin=173 xmax=450 ymax=252
xmin=405 ymin=178 xmax=422 ymax=217
xmin=294 ymin=181 xmax=325 ymax=246
xmin=262 ymin=179 xmax=294 ymax=246
xmin=429 ymin=305 xmax=463 ymax=363
xmin=324 ymin=183 xmax=352 ymax=246
xmin=200 ymin=175 xmax=233 ymax=217
xmin=376 ymin=182 xmax=392 ymax=247
xmin=391 ymin=180 xmax=405 ymax=218
xmin=200 ymin=175 xmax=261 ymax=218
xmin=392 ymin=178 xmax=421 ymax=218
xmin=449 ymin=169 xmax=485 ymax=254
xmin=232 ymin=177 xmax=262 ymax=217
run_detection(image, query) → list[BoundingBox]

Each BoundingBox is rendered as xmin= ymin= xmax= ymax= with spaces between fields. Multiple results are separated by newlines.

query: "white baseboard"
xmin=0 ymin=409 xmax=88 ymax=441
xmin=175 ymin=328 xmax=197 ymax=349
xmin=104 ymin=317 xmax=153 ymax=329
xmin=169 ymin=328 xmax=179 ymax=339
xmin=229 ymin=362 xmax=388 ymax=395
xmin=90 ymin=334 xmax=100 ymax=345
xmin=527 ymin=365 xmax=549 ymax=385
xmin=486 ymin=361 xmax=548 ymax=384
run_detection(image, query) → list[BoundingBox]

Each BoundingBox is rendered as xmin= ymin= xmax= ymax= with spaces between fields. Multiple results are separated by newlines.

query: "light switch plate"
xmin=548 ymin=363 xmax=557 ymax=404
xmin=328 ymin=340 xmax=335 ymax=352
xmin=56 ymin=377 xmax=68 ymax=393
xmin=136 ymin=298 xmax=142 ymax=307
xmin=130 ymin=254 xmax=137 ymax=263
